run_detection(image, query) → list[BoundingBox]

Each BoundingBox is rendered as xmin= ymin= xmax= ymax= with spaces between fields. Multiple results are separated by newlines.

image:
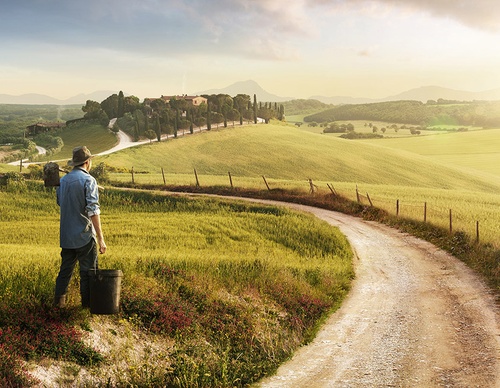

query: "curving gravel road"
xmin=238 ymin=199 xmax=500 ymax=387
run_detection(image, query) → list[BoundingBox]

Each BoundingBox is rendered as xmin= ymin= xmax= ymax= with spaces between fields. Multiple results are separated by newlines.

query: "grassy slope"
xmin=39 ymin=123 xmax=118 ymax=161
xmin=0 ymin=186 xmax=353 ymax=386
xmin=359 ymin=128 xmax=500 ymax=177
xmin=99 ymin=124 xmax=500 ymax=193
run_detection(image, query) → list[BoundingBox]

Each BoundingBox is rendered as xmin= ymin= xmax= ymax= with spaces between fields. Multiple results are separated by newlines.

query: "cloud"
xmin=1 ymin=0 xmax=315 ymax=61
xmin=312 ymin=0 xmax=500 ymax=31
xmin=3 ymin=0 xmax=498 ymax=69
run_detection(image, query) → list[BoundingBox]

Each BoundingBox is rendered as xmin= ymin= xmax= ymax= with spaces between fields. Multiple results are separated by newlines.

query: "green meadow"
xmin=2 ymin=115 xmax=500 ymax=385
xmin=35 ymin=122 xmax=117 ymax=162
xmin=98 ymin=124 xmax=500 ymax=247
xmin=0 ymin=184 xmax=353 ymax=386
xmin=359 ymin=127 xmax=500 ymax=177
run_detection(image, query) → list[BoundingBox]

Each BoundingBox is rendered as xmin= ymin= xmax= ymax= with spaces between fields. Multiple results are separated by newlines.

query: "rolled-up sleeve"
xmin=85 ymin=179 xmax=100 ymax=217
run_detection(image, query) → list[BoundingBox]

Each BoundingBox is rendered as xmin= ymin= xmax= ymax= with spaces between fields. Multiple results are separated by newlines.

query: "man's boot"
xmin=54 ymin=294 xmax=66 ymax=308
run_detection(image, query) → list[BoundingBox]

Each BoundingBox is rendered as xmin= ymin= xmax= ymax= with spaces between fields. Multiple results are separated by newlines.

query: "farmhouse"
xmin=144 ymin=95 xmax=207 ymax=107
xmin=161 ymin=95 xmax=207 ymax=106
xmin=26 ymin=122 xmax=65 ymax=136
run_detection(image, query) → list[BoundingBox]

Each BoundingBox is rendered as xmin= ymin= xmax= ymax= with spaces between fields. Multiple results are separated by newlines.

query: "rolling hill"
xmin=98 ymin=124 xmax=500 ymax=194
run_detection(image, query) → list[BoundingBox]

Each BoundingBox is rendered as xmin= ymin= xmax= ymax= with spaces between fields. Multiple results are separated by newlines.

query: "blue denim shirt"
xmin=56 ymin=167 xmax=100 ymax=249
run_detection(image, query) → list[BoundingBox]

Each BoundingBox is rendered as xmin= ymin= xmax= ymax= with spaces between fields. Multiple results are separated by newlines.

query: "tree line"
xmin=81 ymin=92 xmax=286 ymax=142
xmin=304 ymin=100 xmax=500 ymax=128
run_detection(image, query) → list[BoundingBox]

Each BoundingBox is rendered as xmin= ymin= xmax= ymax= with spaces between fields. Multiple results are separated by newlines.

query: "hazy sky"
xmin=2 ymin=0 xmax=500 ymax=100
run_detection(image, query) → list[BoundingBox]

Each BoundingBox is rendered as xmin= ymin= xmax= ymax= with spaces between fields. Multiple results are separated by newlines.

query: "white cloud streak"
xmin=314 ymin=0 xmax=500 ymax=31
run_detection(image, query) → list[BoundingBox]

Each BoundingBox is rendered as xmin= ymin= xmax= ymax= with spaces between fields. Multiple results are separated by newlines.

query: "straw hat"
xmin=68 ymin=146 xmax=94 ymax=166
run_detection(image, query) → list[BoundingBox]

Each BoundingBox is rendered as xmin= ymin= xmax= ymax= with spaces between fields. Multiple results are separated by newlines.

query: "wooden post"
xmin=424 ymin=202 xmax=427 ymax=223
xmin=19 ymin=158 xmax=23 ymax=173
xmin=356 ymin=185 xmax=360 ymax=203
xmin=262 ymin=175 xmax=271 ymax=191
xmin=228 ymin=171 xmax=233 ymax=188
xmin=449 ymin=209 xmax=453 ymax=234
xmin=366 ymin=192 xmax=373 ymax=207
xmin=131 ymin=166 xmax=134 ymax=184
xmin=327 ymin=183 xmax=337 ymax=196
xmin=396 ymin=199 xmax=399 ymax=217
xmin=194 ymin=168 xmax=200 ymax=187
xmin=161 ymin=167 xmax=166 ymax=186
xmin=476 ymin=221 xmax=480 ymax=244
xmin=308 ymin=178 xmax=317 ymax=194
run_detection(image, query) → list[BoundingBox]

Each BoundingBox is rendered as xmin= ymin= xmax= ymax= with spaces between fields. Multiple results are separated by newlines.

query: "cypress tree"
xmin=189 ymin=109 xmax=194 ymax=134
xmin=253 ymin=94 xmax=257 ymax=124
xmin=117 ymin=91 xmax=125 ymax=117
xmin=174 ymin=109 xmax=179 ymax=138
xmin=155 ymin=115 xmax=161 ymax=142
xmin=207 ymin=100 xmax=212 ymax=130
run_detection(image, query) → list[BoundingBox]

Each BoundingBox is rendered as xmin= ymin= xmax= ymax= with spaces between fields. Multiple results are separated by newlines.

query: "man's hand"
xmin=98 ymin=238 xmax=107 ymax=254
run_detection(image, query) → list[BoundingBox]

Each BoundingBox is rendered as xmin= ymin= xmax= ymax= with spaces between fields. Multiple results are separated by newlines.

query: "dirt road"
xmin=245 ymin=200 xmax=500 ymax=387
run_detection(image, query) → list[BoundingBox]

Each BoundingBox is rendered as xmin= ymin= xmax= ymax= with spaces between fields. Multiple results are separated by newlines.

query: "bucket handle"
xmin=91 ymin=247 xmax=99 ymax=278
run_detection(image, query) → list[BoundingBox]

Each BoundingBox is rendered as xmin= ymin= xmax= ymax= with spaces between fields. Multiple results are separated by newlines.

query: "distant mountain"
xmin=4 ymin=83 xmax=500 ymax=106
xmin=382 ymin=85 xmax=500 ymax=102
xmin=0 ymin=90 xmax=121 ymax=105
xmin=311 ymin=85 xmax=500 ymax=105
xmin=197 ymin=80 xmax=294 ymax=102
xmin=0 ymin=93 xmax=62 ymax=105
xmin=308 ymin=95 xmax=377 ymax=105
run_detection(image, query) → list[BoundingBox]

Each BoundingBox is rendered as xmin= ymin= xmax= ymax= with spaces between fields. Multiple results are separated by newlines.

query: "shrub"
xmin=0 ymin=172 xmax=27 ymax=192
xmin=27 ymin=165 xmax=43 ymax=180
xmin=90 ymin=162 xmax=110 ymax=183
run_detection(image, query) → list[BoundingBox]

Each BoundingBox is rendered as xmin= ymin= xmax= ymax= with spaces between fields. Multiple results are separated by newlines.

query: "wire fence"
xmin=353 ymin=186 xmax=486 ymax=244
xmin=121 ymin=168 xmax=498 ymax=247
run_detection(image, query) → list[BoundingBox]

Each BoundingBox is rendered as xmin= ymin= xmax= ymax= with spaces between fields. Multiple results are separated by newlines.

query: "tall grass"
xmin=0 ymin=183 xmax=353 ymax=386
xmin=108 ymin=171 xmax=500 ymax=248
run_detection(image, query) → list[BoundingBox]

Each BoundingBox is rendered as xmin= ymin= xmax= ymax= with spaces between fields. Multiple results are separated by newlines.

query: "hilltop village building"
xmin=144 ymin=95 xmax=207 ymax=107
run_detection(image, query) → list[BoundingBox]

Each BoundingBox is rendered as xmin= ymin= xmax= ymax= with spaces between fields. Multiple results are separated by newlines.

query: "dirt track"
xmin=243 ymin=200 xmax=500 ymax=387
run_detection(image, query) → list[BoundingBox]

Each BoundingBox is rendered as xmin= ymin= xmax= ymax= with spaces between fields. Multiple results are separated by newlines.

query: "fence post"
xmin=262 ymin=175 xmax=271 ymax=191
xmin=449 ymin=209 xmax=453 ymax=234
xmin=228 ymin=171 xmax=233 ymax=188
xmin=476 ymin=221 xmax=480 ymax=244
xmin=356 ymin=185 xmax=360 ymax=203
xmin=131 ymin=166 xmax=134 ymax=184
xmin=424 ymin=202 xmax=427 ymax=223
xmin=194 ymin=168 xmax=200 ymax=187
xmin=396 ymin=199 xmax=399 ymax=217
xmin=366 ymin=192 xmax=373 ymax=207
xmin=161 ymin=167 xmax=166 ymax=186
xmin=309 ymin=178 xmax=317 ymax=194
xmin=327 ymin=183 xmax=337 ymax=196
xmin=19 ymin=158 xmax=23 ymax=173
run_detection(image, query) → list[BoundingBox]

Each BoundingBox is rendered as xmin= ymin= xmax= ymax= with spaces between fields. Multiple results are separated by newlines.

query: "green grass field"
xmin=0 ymin=184 xmax=353 ymax=386
xmin=2 ymin=116 xmax=500 ymax=385
xmin=359 ymin=128 xmax=500 ymax=177
xmin=98 ymin=124 xmax=500 ymax=190
xmin=92 ymin=123 xmax=500 ymax=247
xmin=3 ymin=121 xmax=500 ymax=246
xmin=36 ymin=123 xmax=117 ymax=162
xmin=295 ymin=119 xmax=475 ymax=137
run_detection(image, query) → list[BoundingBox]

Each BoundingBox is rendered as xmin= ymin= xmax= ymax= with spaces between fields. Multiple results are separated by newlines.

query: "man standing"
xmin=54 ymin=146 xmax=107 ymax=308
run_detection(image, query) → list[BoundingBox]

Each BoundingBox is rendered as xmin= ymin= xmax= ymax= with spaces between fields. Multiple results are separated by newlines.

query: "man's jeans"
xmin=55 ymin=239 xmax=98 ymax=307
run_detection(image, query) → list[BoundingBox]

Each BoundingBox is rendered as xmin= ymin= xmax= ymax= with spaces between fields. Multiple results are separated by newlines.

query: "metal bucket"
xmin=89 ymin=269 xmax=123 ymax=314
